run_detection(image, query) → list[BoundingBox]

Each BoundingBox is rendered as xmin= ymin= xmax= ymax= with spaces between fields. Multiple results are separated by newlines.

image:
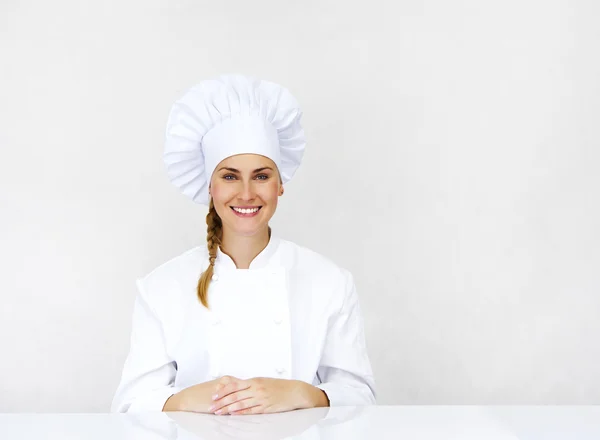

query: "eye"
xmin=256 ymin=174 xmax=269 ymax=180
xmin=223 ymin=174 xmax=237 ymax=180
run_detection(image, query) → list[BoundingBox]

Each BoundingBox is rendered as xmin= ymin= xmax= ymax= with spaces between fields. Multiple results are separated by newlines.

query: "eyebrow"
xmin=217 ymin=166 xmax=274 ymax=173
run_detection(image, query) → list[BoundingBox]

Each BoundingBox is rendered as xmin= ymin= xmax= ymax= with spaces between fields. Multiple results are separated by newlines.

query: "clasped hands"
xmin=210 ymin=375 xmax=304 ymax=415
xmin=166 ymin=375 xmax=329 ymax=415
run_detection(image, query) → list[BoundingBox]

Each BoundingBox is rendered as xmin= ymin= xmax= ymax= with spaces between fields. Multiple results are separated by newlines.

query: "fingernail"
xmin=212 ymin=394 xmax=218 ymax=400
xmin=215 ymin=409 xmax=222 ymax=415
xmin=208 ymin=405 xmax=215 ymax=411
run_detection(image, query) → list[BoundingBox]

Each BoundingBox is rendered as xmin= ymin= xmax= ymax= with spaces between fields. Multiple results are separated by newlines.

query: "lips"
xmin=231 ymin=206 xmax=262 ymax=214
xmin=230 ymin=206 xmax=262 ymax=217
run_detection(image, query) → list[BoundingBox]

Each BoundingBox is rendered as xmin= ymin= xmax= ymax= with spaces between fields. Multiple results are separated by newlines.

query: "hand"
xmin=163 ymin=378 xmax=221 ymax=412
xmin=208 ymin=376 xmax=329 ymax=415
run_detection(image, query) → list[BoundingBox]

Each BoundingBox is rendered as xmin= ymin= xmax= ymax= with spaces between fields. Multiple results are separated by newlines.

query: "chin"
xmin=226 ymin=217 xmax=270 ymax=237
xmin=229 ymin=226 xmax=267 ymax=237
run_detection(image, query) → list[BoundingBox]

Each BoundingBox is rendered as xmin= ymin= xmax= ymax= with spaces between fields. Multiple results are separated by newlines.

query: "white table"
xmin=2 ymin=406 xmax=600 ymax=439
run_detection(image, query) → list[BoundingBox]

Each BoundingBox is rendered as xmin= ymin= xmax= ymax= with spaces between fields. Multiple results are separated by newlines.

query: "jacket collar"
xmin=215 ymin=235 xmax=281 ymax=271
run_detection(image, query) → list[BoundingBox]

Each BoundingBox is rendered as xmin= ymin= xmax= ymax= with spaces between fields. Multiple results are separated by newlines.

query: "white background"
xmin=1 ymin=0 xmax=599 ymax=412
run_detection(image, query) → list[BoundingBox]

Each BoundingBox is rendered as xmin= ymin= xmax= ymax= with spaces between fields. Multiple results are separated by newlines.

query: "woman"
xmin=111 ymin=74 xmax=375 ymax=415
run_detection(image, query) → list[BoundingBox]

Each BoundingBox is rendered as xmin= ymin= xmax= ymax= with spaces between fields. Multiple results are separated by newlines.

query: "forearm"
xmin=162 ymin=380 xmax=219 ymax=412
xmin=295 ymin=380 xmax=330 ymax=409
xmin=162 ymin=391 xmax=184 ymax=411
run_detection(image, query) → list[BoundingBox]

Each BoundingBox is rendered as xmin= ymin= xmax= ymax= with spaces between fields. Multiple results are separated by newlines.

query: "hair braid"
xmin=197 ymin=198 xmax=223 ymax=308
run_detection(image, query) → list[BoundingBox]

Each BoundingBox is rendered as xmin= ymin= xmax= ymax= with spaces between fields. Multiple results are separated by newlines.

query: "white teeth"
xmin=233 ymin=207 xmax=260 ymax=214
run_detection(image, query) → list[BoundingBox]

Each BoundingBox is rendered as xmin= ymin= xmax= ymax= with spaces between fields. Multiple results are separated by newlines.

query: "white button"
xmin=276 ymin=367 xmax=285 ymax=374
xmin=274 ymin=318 xmax=283 ymax=325
xmin=212 ymin=274 xmax=219 ymax=281
xmin=212 ymin=318 xmax=221 ymax=326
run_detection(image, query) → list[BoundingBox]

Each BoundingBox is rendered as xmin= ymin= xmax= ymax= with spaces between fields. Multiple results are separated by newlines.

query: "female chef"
xmin=111 ymin=74 xmax=375 ymax=415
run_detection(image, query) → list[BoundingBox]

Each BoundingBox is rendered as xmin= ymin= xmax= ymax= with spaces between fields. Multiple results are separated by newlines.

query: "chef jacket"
xmin=111 ymin=235 xmax=376 ymax=412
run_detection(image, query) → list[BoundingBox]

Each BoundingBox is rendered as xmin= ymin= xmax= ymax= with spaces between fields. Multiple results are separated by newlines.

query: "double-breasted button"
xmin=274 ymin=318 xmax=283 ymax=325
xmin=212 ymin=318 xmax=221 ymax=326
xmin=212 ymin=273 xmax=219 ymax=281
xmin=276 ymin=367 xmax=285 ymax=375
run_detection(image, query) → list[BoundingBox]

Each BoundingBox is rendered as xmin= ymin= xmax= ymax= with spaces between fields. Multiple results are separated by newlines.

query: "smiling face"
xmin=209 ymin=154 xmax=282 ymax=237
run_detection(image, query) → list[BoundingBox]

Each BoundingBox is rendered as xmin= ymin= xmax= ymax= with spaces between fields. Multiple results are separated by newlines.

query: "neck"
xmin=220 ymin=226 xmax=271 ymax=269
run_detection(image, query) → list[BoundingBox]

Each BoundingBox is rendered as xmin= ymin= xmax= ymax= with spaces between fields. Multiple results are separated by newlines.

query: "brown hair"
xmin=197 ymin=198 xmax=223 ymax=308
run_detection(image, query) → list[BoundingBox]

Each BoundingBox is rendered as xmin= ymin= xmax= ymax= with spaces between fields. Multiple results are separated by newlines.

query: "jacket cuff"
xmin=126 ymin=386 xmax=184 ymax=412
xmin=316 ymin=383 xmax=375 ymax=407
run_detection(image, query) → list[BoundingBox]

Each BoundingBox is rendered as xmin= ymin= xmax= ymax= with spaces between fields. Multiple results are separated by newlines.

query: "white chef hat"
xmin=163 ymin=74 xmax=306 ymax=205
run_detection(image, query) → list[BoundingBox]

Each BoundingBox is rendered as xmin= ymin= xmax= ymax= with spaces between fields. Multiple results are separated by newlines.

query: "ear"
xmin=279 ymin=185 xmax=285 ymax=196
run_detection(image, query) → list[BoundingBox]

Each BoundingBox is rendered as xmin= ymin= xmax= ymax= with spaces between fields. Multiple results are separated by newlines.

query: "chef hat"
xmin=163 ymin=74 xmax=306 ymax=205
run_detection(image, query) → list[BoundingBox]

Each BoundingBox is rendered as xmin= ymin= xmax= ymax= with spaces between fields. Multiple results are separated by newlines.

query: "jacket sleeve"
xmin=316 ymin=269 xmax=376 ymax=406
xmin=111 ymin=279 xmax=183 ymax=412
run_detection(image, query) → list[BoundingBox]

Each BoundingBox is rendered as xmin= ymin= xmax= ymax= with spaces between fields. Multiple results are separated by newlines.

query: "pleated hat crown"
xmin=163 ymin=74 xmax=306 ymax=205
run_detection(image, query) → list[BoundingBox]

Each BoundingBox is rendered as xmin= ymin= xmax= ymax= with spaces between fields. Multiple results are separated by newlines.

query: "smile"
xmin=230 ymin=206 xmax=262 ymax=217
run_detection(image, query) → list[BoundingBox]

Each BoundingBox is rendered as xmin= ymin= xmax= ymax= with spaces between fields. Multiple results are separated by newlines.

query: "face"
xmin=209 ymin=154 xmax=283 ymax=237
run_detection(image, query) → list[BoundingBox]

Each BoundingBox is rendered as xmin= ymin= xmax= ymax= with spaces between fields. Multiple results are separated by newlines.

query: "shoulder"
xmin=136 ymin=246 xmax=207 ymax=307
xmin=278 ymin=238 xmax=342 ymax=271
xmin=276 ymin=237 xmax=354 ymax=293
xmin=276 ymin=238 xmax=358 ymax=313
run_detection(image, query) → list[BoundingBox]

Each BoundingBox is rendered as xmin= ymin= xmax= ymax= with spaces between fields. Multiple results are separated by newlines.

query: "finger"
xmin=211 ymin=376 xmax=238 ymax=404
xmin=229 ymin=404 xmax=263 ymax=416
xmin=213 ymin=381 xmax=247 ymax=401
xmin=210 ymin=389 xmax=253 ymax=413
xmin=217 ymin=375 xmax=236 ymax=387
xmin=212 ymin=379 xmax=251 ymax=401
xmin=215 ymin=397 xmax=258 ymax=415
xmin=214 ymin=382 xmax=226 ymax=395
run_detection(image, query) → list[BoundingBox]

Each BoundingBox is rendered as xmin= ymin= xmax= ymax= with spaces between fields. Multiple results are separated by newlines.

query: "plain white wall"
xmin=1 ymin=0 xmax=599 ymax=412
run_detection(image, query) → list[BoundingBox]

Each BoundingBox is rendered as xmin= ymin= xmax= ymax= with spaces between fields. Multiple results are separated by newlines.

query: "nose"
xmin=238 ymin=180 xmax=256 ymax=201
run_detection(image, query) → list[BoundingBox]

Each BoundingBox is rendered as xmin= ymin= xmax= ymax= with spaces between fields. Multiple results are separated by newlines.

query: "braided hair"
xmin=197 ymin=198 xmax=223 ymax=308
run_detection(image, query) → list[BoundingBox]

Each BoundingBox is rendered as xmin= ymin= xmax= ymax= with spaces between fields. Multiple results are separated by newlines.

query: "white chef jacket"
xmin=111 ymin=235 xmax=376 ymax=412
